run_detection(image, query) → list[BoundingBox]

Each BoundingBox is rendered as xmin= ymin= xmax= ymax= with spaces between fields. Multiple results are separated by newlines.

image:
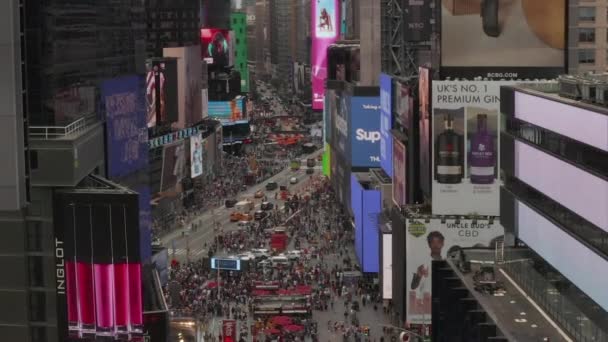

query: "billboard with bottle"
xmin=405 ymin=218 xmax=504 ymax=325
xmin=432 ymin=81 xmax=520 ymax=216
xmin=311 ymin=0 xmax=340 ymax=110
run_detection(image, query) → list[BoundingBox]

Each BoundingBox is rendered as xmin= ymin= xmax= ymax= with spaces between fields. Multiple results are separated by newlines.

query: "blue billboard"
xmin=380 ymin=73 xmax=393 ymax=176
xmin=101 ymin=75 xmax=149 ymax=179
xmin=350 ymin=96 xmax=381 ymax=167
xmin=208 ymin=97 xmax=245 ymax=120
xmin=351 ymin=174 xmax=381 ymax=273
xmin=137 ymin=186 xmax=152 ymax=262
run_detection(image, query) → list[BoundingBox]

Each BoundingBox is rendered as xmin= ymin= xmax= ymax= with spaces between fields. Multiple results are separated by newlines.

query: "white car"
xmin=271 ymin=255 xmax=290 ymax=267
xmin=237 ymin=253 xmax=255 ymax=261
xmin=290 ymin=177 xmax=298 ymax=184
xmin=286 ymin=250 xmax=302 ymax=260
xmin=257 ymin=259 xmax=272 ymax=267
xmin=151 ymin=237 xmax=162 ymax=247
xmin=250 ymin=248 xmax=270 ymax=258
xmin=237 ymin=220 xmax=251 ymax=228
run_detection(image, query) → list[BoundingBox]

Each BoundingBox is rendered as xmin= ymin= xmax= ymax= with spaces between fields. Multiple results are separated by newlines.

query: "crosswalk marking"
xmin=171 ymin=248 xmax=207 ymax=256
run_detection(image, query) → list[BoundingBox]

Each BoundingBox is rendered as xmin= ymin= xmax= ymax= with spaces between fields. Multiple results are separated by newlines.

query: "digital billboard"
xmin=404 ymin=0 xmax=432 ymax=41
xmin=208 ymin=97 xmax=244 ymax=120
xmin=351 ymin=175 xmax=363 ymax=266
xmin=323 ymin=143 xmax=331 ymax=177
xmin=380 ymin=73 xmax=393 ymax=177
xmin=405 ymin=218 xmax=504 ymax=325
xmin=382 ymin=233 xmax=393 ymax=300
xmin=160 ymin=141 xmax=186 ymax=193
xmin=190 ymin=133 xmax=203 ymax=178
xmin=311 ymin=0 xmax=340 ymax=110
xmin=145 ymin=59 xmax=178 ymax=128
xmin=200 ymin=28 xmax=231 ymax=66
xmin=163 ymin=46 xmax=203 ymax=129
xmin=330 ymin=88 xmax=348 ymax=158
xmin=419 ymin=67 xmax=432 ymax=201
xmin=136 ymin=186 xmax=152 ymax=262
xmin=440 ymin=0 xmax=566 ymax=79
xmin=392 ymin=138 xmax=406 ymax=206
xmin=350 ymin=96 xmax=381 ymax=167
xmin=432 ymin=81 xmax=527 ymax=215
xmin=101 ymin=76 xmax=148 ymax=180
xmin=53 ymin=189 xmax=143 ymax=340
xmin=362 ymin=187 xmax=381 ymax=273
xmin=394 ymin=81 xmax=414 ymax=132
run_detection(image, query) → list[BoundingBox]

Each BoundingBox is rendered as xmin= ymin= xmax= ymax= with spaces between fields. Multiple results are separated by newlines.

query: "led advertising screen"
xmin=200 ymin=28 xmax=231 ymax=66
xmin=323 ymin=143 xmax=332 ymax=177
xmin=432 ymin=81 xmax=524 ymax=216
xmin=517 ymin=200 xmax=608 ymax=311
xmin=350 ymin=96 xmax=381 ymax=167
xmin=392 ymin=138 xmax=407 ymax=206
xmin=419 ymin=67 xmax=432 ymax=200
xmin=380 ymin=73 xmax=393 ymax=177
xmin=101 ymin=76 xmax=149 ymax=180
xmin=515 ymin=140 xmax=608 ymax=232
xmin=382 ymin=234 xmax=393 ymax=300
xmin=394 ymin=81 xmax=414 ymax=132
xmin=440 ymin=0 xmax=566 ymax=79
xmin=53 ymin=189 xmax=143 ymax=340
xmin=311 ymin=0 xmax=340 ymax=110
xmin=405 ymin=218 xmax=504 ymax=324
xmin=190 ymin=133 xmax=203 ymax=178
xmin=136 ymin=186 xmax=152 ymax=262
xmin=163 ymin=46 xmax=203 ymax=129
xmin=404 ymin=0 xmax=433 ymax=41
xmin=362 ymin=187 xmax=381 ymax=273
xmin=330 ymin=88 xmax=348 ymax=158
xmin=208 ymin=97 xmax=244 ymax=120
xmin=145 ymin=59 xmax=178 ymax=128
xmin=351 ymin=175 xmax=364 ymax=267
xmin=160 ymin=141 xmax=186 ymax=193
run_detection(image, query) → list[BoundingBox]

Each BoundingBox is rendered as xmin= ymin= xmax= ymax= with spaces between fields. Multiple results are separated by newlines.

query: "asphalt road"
xmin=161 ymin=149 xmax=324 ymax=262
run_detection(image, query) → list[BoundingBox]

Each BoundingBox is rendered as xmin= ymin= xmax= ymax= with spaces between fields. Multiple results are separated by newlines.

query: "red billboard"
xmin=392 ymin=137 xmax=407 ymax=206
xmin=222 ymin=320 xmax=237 ymax=342
xmin=201 ymin=28 xmax=231 ymax=67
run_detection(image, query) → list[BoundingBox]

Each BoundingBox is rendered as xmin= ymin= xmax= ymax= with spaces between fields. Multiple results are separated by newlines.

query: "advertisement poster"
xmin=311 ymin=0 xmax=340 ymax=110
xmin=351 ymin=175 xmax=381 ymax=273
xmin=160 ymin=141 xmax=186 ymax=193
xmin=216 ymin=124 xmax=223 ymax=168
xmin=145 ymin=59 xmax=178 ymax=128
xmin=382 ymin=234 xmax=393 ymax=300
xmin=380 ymin=73 xmax=393 ymax=177
xmin=392 ymin=138 xmax=406 ymax=206
xmin=202 ymin=88 xmax=209 ymax=119
xmin=101 ymin=76 xmax=149 ymax=179
xmin=222 ymin=319 xmax=237 ymax=342
xmin=350 ymin=96 xmax=381 ymax=167
xmin=190 ymin=133 xmax=203 ymax=178
xmin=432 ymin=81 xmax=520 ymax=215
xmin=330 ymin=89 xmax=348 ymax=158
xmin=419 ymin=67 xmax=432 ymax=201
xmin=208 ymin=97 xmax=244 ymax=120
xmin=394 ymin=81 xmax=414 ymax=132
xmin=293 ymin=62 xmax=306 ymax=95
xmin=404 ymin=0 xmax=433 ymax=41
xmin=163 ymin=46 xmax=203 ymax=129
xmin=405 ymin=218 xmax=504 ymax=324
xmin=200 ymin=28 xmax=231 ymax=66
xmin=441 ymin=0 xmax=565 ymax=79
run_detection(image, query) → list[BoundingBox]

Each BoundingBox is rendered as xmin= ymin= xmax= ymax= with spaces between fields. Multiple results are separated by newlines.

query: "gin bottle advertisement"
xmin=431 ymin=81 xmax=518 ymax=216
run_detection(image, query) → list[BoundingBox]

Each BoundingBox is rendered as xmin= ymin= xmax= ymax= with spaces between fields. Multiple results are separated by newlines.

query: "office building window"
xmin=579 ymin=28 xmax=596 ymax=43
xmin=578 ymin=49 xmax=596 ymax=64
xmin=28 ymin=256 xmax=45 ymax=288
xmin=29 ymin=291 xmax=46 ymax=322
xmin=578 ymin=7 xmax=596 ymax=22
xmin=30 ymin=327 xmax=47 ymax=342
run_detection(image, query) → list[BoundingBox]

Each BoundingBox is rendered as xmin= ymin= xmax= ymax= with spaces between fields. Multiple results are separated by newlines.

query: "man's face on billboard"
xmin=429 ymin=236 xmax=444 ymax=256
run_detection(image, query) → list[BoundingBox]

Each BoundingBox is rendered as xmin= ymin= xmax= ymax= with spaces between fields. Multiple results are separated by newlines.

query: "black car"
xmin=261 ymin=201 xmax=274 ymax=211
xmin=306 ymin=168 xmax=314 ymax=175
xmin=254 ymin=210 xmax=268 ymax=220
xmin=265 ymin=181 xmax=278 ymax=191
xmin=279 ymin=185 xmax=287 ymax=191
xmin=225 ymin=199 xmax=237 ymax=208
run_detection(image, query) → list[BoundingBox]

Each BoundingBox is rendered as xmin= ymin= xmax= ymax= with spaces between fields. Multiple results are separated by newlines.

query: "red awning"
xmin=271 ymin=316 xmax=293 ymax=326
xmin=283 ymin=324 xmax=304 ymax=333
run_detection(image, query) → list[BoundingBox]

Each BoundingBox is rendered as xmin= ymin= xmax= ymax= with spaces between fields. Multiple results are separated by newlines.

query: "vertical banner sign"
xmin=405 ymin=219 xmax=504 ymax=325
xmin=418 ymin=67 xmax=432 ymax=200
xmin=392 ymin=138 xmax=406 ymax=206
xmin=311 ymin=0 xmax=340 ymax=110
xmin=101 ymin=75 xmax=149 ymax=180
xmin=380 ymin=73 xmax=393 ymax=177
xmin=190 ymin=132 xmax=203 ymax=178
xmin=222 ymin=320 xmax=237 ymax=342
xmin=432 ymin=81 xmax=525 ymax=215
xmin=350 ymin=96 xmax=381 ymax=167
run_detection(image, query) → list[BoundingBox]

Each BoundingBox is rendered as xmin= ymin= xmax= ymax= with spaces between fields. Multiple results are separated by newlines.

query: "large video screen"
xmin=380 ymin=73 xmax=393 ymax=177
xmin=160 ymin=141 xmax=186 ymax=193
xmin=101 ymin=75 xmax=149 ymax=179
xmin=311 ymin=0 xmax=340 ymax=110
xmin=362 ymin=189 xmax=381 ymax=273
xmin=208 ymin=97 xmax=244 ymax=120
xmin=418 ymin=67 xmax=432 ymax=201
xmin=200 ymin=28 xmax=231 ymax=66
xmin=190 ymin=133 xmax=204 ymax=178
xmin=145 ymin=59 xmax=178 ymax=128
xmin=518 ymin=201 xmax=608 ymax=311
xmin=441 ymin=0 xmax=565 ymax=79
xmin=382 ymin=234 xmax=393 ymax=300
xmin=392 ymin=138 xmax=407 ymax=206
xmin=350 ymin=96 xmax=381 ymax=167
xmin=515 ymin=140 xmax=608 ymax=232
xmin=53 ymin=191 xmax=142 ymax=340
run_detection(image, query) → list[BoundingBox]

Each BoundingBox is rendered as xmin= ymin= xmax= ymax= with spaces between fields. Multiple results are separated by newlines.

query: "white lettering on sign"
xmin=356 ymin=129 xmax=381 ymax=143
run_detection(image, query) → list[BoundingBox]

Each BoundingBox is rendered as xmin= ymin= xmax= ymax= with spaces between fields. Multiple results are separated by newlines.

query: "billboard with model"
xmin=432 ymin=80 xmax=526 ymax=215
xmin=405 ymin=218 xmax=504 ymax=325
xmin=350 ymin=96 xmax=381 ymax=167
xmin=53 ymin=188 xmax=143 ymax=340
xmin=392 ymin=138 xmax=406 ymax=206
xmin=200 ymin=28 xmax=231 ymax=66
xmin=145 ymin=59 xmax=178 ymax=128
xmin=160 ymin=141 xmax=186 ymax=193
xmin=163 ymin=46 xmax=203 ymax=129
xmin=380 ymin=73 xmax=393 ymax=177
xmin=311 ymin=0 xmax=340 ymax=110
xmin=190 ymin=133 xmax=203 ymax=178
xmin=101 ymin=76 xmax=148 ymax=180
xmin=208 ymin=97 xmax=245 ymax=120
xmin=419 ymin=67 xmax=432 ymax=201
xmin=440 ymin=0 xmax=565 ymax=79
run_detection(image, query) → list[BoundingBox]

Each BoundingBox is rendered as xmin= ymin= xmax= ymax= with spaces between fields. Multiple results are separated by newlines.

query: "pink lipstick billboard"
xmin=311 ymin=0 xmax=340 ymax=111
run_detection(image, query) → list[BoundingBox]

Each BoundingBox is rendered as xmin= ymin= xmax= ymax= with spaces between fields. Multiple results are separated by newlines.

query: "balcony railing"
xmin=29 ymin=117 xmax=89 ymax=140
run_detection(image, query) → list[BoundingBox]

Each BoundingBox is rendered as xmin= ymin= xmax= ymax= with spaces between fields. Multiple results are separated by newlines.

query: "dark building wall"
xmin=391 ymin=207 xmax=407 ymax=323
xmin=146 ymin=0 xmax=200 ymax=58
